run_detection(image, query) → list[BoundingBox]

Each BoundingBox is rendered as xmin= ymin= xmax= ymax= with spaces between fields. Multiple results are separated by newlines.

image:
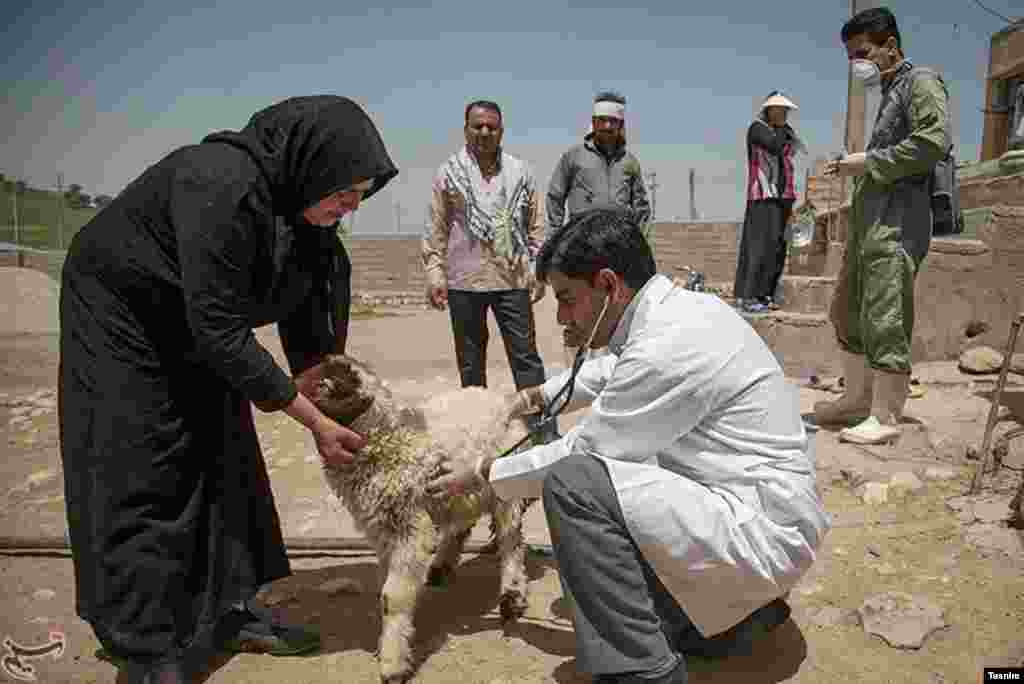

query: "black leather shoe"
xmin=122 ymin=660 xmax=189 ymax=684
xmin=214 ymin=604 xmax=321 ymax=656
xmin=679 ymin=597 xmax=791 ymax=659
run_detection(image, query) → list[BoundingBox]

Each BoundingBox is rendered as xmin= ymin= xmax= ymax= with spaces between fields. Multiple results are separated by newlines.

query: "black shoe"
xmin=122 ymin=660 xmax=190 ymax=684
xmin=214 ymin=604 xmax=321 ymax=656
xmin=592 ymin=654 xmax=686 ymax=683
xmin=679 ymin=598 xmax=790 ymax=660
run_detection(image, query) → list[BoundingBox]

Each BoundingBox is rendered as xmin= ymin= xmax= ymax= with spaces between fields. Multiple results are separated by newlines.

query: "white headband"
xmin=593 ymin=100 xmax=625 ymax=119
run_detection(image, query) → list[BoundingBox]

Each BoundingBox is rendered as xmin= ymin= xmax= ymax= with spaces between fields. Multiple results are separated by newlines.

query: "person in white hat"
xmin=733 ymin=91 xmax=807 ymax=315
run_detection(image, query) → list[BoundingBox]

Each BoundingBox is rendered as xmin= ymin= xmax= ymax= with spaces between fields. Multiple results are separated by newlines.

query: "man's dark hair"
xmin=537 ymin=208 xmax=656 ymax=291
xmin=464 ymin=100 xmax=502 ymax=124
xmin=594 ymin=90 xmax=626 ymax=106
xmin=841 ymin=7 xmax=901 ymax=50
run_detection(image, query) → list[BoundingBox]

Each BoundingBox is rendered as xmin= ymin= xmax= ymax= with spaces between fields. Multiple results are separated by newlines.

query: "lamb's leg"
xmin=378 ymin=512 xmax=437 ymax=684
xmin=492 ymin=498 xmax=529 ymax=621
xmin=427 ymin=523 xmax=473 ymax=588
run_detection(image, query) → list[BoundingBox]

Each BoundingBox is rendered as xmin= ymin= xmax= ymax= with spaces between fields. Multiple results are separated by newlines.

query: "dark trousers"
xmin=447 ymin=289 xmax=546 ymax=391
xmin=543 ymin=453 xmax=782 ymax=680
xmin=734 ymin=199 xmax=793 ymax=303
xmin=543 ymin=453 xmax=688 ymax=679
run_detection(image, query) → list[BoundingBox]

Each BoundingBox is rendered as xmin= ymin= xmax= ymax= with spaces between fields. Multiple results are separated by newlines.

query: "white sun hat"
xmin=761 ymin=92 xmax=799 ymax=110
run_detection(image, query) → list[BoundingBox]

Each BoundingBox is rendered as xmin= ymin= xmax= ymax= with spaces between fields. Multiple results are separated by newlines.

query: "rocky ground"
xmin=0 ymin=289 xmax=1022 ymax=684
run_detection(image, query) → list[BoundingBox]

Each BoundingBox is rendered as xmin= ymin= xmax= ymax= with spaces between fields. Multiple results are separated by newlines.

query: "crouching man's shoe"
xmin=215 ymin=602 xmax=321 ymax=656
xmin=122 ymin=660 xmax=190 ymax=684
xmin=593 ymin=653 xmax=687 ymax=684
xmin=678 ymin=597 xmax=791 ymax=659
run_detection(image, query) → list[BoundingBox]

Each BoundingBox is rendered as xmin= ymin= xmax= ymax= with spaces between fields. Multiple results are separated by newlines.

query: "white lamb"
xmin=310 ymin=354 xmax=537 ymax=684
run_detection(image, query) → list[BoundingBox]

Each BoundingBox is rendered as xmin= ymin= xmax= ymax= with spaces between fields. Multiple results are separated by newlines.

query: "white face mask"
xmin=851 ymin=59 xmax=881 ymax=87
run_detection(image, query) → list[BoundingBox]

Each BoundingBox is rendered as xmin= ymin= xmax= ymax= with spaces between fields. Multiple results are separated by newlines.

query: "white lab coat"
xmin=489 ymin=274 xmax=831 ymax=637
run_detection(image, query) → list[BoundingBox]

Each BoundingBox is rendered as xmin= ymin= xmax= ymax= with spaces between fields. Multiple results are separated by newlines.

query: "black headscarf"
xmin=203 ymin=95 xmax=399 ymax=219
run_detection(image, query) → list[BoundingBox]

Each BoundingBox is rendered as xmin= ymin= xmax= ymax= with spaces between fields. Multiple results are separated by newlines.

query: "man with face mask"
xmin=817 ymin=7 xmax=951 ymax=445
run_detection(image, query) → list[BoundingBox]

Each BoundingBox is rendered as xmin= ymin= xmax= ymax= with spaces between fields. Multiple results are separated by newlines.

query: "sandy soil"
xmin=0 ymin=286 xmax=1022 ymax=684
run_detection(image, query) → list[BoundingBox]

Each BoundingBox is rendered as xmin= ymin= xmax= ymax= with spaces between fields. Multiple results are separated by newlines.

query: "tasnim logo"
xmin=2 ymin=633 xmax=66 ymax=682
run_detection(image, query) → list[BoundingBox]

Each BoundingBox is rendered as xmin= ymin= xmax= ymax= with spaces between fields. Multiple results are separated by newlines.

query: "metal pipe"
xmin=0 ymin=535 xmax=502 ymax=555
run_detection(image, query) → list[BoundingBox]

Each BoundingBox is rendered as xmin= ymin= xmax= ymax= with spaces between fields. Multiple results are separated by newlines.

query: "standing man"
xmin=423 ymin=100 xmax=556 ymax=442
xmin=428 ymin=209 xmax=830 ymax=684
xmin=546 ymin=91 xmax=651 ymax=233
xmin=546 ymin=90 xmax=651 ymax=360
xmin=816 ymin=7 xmax=952 ymax=445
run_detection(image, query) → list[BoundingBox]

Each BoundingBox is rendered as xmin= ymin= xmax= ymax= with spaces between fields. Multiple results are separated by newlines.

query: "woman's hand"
xmin=294 ymin=361 xmax=327 ymax=398
xmin=312 ymin=415 xmax=367 ymax=470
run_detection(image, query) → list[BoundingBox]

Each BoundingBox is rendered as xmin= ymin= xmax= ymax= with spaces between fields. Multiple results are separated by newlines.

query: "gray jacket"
xmin=546 ymin=137 xmax=651 ymax=234
xmin=856 ymin=61 xmax=952 ymax=263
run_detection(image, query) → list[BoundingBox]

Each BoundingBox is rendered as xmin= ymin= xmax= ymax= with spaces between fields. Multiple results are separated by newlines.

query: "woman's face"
xmin=303 ymin=179 xmax=374 ymax=226
xmin=765 ymin=106 xmax=788 ymax=127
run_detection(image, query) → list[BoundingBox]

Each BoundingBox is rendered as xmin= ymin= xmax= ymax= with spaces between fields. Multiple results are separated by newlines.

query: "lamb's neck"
xmin=350 ymin=397 xmax=401 ymax=435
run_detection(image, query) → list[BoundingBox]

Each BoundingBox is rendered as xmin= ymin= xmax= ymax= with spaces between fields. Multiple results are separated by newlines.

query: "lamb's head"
xmin=312 ymin=354 xmax=425 ymax=433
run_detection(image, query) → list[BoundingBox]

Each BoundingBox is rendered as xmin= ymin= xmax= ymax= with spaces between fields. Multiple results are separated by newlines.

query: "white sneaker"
xmin=838 ymin=416 xmax=901 ymax=445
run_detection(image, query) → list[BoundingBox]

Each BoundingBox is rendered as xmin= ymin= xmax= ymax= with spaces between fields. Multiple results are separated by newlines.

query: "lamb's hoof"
xmin=499 ymin=589 xmax=528 ymax=621
xmin=426 ymin=565 xmax=453 ymax=589
xmin=381 ymin=675 xmax=411 ymax=684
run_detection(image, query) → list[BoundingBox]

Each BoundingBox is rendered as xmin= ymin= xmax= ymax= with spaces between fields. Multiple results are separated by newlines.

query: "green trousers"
xmin=829 ymin=209 xmax=920 ymax=375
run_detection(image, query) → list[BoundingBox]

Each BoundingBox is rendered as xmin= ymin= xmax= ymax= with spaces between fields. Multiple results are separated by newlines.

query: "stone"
xmin=966 ymin=523 xmax=1024 ymax=558
xmin=1012 ymin=353 xmax=1024 ymax=376
xmin=32 ymin=589 xmax=56 ymax=601
xmin=856 ymin=482 xmax=890 ymax=505
xmin=959 ymin=346 xmax=1004 ymax=374
xmin=809 ymin=606 xmax=853 ymax=627
xmin=275 ymin=457 xmax=295 ymax=468
xmin=889 ymin=472 xmax=925 ymax=496
xmin=922 ymin=466 xmax=959 ymax=481
xmin=866 ymin=544 xmax=882 ymax=558
xmin=858 ymin=592 xmax=948 ymax=649
xmin=317 ymin=577 xmax=364 ymax=595
xmin=974 ymin=498 xmax=1013 ymax=524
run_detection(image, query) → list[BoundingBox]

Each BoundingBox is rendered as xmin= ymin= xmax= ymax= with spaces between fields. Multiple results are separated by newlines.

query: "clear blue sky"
xmin=1 ymin=0 xmax=1015 ymax=232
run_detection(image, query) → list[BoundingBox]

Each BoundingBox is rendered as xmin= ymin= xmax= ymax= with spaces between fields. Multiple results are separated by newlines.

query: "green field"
xmin=0 ymin=185 xmax=97 ymax=250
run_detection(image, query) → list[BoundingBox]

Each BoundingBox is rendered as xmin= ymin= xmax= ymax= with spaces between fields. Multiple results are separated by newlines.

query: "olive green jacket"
xmin=854 ymin=61 xmax=952 ymax=263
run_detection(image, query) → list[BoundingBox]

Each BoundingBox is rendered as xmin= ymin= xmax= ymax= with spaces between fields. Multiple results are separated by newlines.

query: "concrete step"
xmin=744 ymin=311 xmax=840 ymax=378
xmin=779 ymin=276 xmax=837 ymax=314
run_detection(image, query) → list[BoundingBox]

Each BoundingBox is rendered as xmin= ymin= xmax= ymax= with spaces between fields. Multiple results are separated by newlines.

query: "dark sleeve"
xmin=277 ymin=234 xmax=352 ymax=374
xmin=172 ymin=176 xmax=298 ymax=412
xmin=747 ymin=121 xmax=787 ymax=155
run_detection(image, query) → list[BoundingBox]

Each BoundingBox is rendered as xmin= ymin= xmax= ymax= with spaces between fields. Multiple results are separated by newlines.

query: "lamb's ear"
xmin=317 ymin=393 xmax=375 ymax=427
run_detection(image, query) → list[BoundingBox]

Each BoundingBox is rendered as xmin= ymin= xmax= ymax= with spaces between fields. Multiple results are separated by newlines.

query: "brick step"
xmin=778 ymin=276 xmax=837 ymax=314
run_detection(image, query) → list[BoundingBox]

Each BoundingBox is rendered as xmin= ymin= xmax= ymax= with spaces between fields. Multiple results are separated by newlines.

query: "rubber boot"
xmin=839 ymin=371 xmax=908 ymax=445
xmin=813 ymin=351 xmax=873 ymax=426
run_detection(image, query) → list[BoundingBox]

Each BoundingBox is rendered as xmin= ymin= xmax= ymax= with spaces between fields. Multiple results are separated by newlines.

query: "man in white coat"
xmin=428 ymin=208 xmax=831 ymax=684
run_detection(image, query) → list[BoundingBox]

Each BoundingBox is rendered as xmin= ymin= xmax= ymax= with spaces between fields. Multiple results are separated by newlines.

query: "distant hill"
xmin=0 ymin=183 xmax=98 ymax=250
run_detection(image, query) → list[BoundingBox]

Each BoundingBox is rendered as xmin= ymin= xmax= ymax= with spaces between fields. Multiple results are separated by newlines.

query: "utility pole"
xmin=12 ymin=183 xmax=24 ymax=267
xmin=688 ymin=168 xmax=699 ymax=220
xmin=56 ymin=173 xmax=65 ymax=250
xmin=645 ymin=171 xmax=659 ymax=222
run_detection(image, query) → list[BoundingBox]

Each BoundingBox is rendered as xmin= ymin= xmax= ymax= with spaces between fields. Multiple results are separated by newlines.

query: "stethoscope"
xmin=497 ymin=291 xmax=611 ymax=458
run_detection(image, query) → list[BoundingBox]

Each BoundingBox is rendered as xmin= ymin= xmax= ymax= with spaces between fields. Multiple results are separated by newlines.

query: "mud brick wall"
xmin=650 ymin=221 xmax=741 ymax=285
xmin=342 ymin=221 xmax=745 ymax=297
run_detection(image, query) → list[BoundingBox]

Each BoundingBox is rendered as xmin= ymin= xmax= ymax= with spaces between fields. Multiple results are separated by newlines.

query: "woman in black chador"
xmin=58 ymin=95 xmax=398 ymax=683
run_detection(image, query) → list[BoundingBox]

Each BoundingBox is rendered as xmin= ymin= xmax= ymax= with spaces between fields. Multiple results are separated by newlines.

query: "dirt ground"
xmin=1 ymin=291 xmax=1023 ymax=684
